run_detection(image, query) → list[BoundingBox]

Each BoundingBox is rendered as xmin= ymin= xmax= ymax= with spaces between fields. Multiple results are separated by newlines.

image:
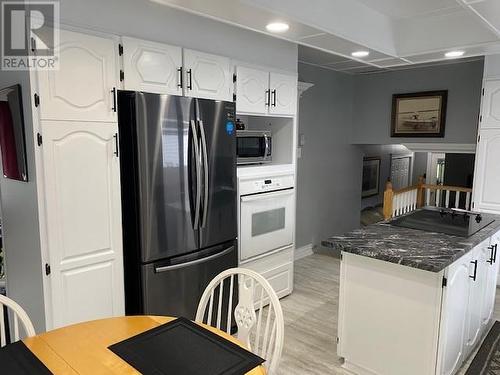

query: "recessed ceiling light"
xmin=266 ymin=22 xmax=289 ymax=33
xmin=445 ymin=50 xmax=465 ymax=58
xmin=351 ymin=50 xmax=370 ymax=58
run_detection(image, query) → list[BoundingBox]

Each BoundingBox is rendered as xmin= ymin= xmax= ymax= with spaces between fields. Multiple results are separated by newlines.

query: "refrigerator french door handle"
xmin=190 ymin=119 xmax=201 ymax=229
xmin=154 ymin=246 xmax=234 ymax=273
xmin=198 ymin=119 xmax=209 ymax=228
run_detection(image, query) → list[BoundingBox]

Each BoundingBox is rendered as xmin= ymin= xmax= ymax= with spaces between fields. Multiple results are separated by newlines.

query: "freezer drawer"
xmin=138 ymin=241 xmax=237 ymax=319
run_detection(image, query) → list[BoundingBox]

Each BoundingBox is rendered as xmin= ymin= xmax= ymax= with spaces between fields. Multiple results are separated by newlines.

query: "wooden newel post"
xmin=416 ymin=175 xmax=425 ymax=208
xmin=383 ymin=180 xmax=394 ymax=220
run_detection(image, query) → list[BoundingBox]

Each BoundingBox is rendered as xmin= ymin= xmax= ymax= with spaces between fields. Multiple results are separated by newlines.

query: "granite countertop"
xmin=322 ymin=212 xmax=500 ymax=273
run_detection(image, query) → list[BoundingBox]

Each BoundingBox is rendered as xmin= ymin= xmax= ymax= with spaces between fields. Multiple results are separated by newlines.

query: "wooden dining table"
xmin=23 ymin=315 xmax=266 ymax=375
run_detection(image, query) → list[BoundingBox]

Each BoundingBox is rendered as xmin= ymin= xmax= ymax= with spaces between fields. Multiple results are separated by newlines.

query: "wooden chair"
xmin=0 ymin=294 xmax=36 ymax=347
xmin=195 ymin=268 xmax=284 ymax=375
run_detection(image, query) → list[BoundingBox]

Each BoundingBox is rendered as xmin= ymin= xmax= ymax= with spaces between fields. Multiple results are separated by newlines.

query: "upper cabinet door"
xmin=235 ymin=66 xmax=269 ymax=115
xmin=37 ymin=29 xmax=119 ymax=122
xmin=183 ymin=49 xmax=233 ymax=101
xmin=473 ymin=129 xmax=500 ymax=213
xmin=121 ymin=37 xmax=183 ymax=95
xmin=269 ymin=72 xmax=297 ymax=116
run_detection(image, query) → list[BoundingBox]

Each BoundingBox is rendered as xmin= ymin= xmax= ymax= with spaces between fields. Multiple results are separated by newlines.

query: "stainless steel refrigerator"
xmin=117 ymin=91 xmax=237 ymax=319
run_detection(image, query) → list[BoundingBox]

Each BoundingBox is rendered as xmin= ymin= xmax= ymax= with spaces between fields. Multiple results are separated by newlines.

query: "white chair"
xmin=196 ymin=268 xmax=284 ymax=375
xmin=0 ymin=294 xmax=36 ymax=347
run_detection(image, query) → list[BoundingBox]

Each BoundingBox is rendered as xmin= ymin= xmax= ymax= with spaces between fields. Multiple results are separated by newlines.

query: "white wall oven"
xmin=239 ymin=174 xmax=295 ymax=262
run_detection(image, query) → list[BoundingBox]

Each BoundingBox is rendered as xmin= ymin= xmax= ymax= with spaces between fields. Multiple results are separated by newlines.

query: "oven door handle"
xmin=240 ymin=188 xmax=294 ymax=202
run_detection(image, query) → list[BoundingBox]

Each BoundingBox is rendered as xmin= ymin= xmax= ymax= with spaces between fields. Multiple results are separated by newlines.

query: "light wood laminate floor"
xmin=277 ymin=253 xmax=500 ymax=375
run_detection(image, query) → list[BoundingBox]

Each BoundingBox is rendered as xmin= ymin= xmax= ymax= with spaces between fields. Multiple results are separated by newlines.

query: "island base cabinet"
xmin=338 ymin=239 xmax=500 ymax=375
xmin=338 ymin=253 xmax=442 ymax=375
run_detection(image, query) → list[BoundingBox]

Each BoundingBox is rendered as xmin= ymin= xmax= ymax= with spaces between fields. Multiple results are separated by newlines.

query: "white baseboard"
xmin=294 ymin=244 xmax=314 ymax=260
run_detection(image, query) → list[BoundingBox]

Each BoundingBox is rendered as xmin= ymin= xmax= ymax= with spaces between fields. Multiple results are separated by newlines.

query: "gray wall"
xmin=352 ymin=60 xmax=484 ymax=144
xmin=296 ymin=63 xmax=362 ymax=249
xmin=412 ymin=152 xmax=428 ymax=185
xmin=57 ymin=0 xmax=298 ymax=73
xmin=0 ymin=70 xmax=46 ymax=332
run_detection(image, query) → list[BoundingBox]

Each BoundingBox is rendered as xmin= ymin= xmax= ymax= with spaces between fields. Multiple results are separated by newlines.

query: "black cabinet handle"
xmin=187 ymin=69 xmax=193 ymax=90
xmin=113 ymin=133 xmax=119 ymax=157
xmin=487 ymin=245 xmax=495 ymax=264
xmin=111 ymin=87 xmax=117 ymax=112
xmin=494 ymin=244 xmax=498 ymax=263
xmin=470 ymin=260 xmax=478 ymax=281
xmin=265 ymin=89 xmax=270 ymax=106
xmin=177 ymin=67 xmax=183 ymax=88
xmin=271 ymin=89 xmax=277 ymax=107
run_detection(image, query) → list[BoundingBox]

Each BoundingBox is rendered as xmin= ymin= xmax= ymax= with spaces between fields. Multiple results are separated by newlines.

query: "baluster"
xmin=435 ymin=189 xmax=440 ymax=207
xmin=455 ymin=191 xmax=460 ymax=209
xmin=466 ymin=192 xmax=471 ymax=210
xmin=445 ymin=190 xmax=450 ymax=208
xmin=426 ymin=188 xmax=431 ymax=206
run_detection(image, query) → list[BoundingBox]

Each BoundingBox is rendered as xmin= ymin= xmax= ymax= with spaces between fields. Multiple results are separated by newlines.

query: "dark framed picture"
xmin=362 ymin=157 xmax=381 ymax=198
xmin=0 ymin=84 xmax=28 ymax=182
xmin=391 ymin=90 xmax=447 ymax=137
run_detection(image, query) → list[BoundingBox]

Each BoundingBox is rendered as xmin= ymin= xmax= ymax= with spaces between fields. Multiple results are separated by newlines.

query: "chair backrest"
xmin=195 ymin=268 xmax=284 ymax=375
xmin=0 ymin=294 xmax=36 ymax=347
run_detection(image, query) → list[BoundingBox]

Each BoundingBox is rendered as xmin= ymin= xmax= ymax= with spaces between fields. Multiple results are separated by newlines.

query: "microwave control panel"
xmin=239 ymin=174 xmax=295 ymax=195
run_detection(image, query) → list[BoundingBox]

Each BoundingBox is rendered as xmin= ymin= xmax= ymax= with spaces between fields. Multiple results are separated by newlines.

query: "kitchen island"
xmin=322 ymin=210 xmax=500 ymax=375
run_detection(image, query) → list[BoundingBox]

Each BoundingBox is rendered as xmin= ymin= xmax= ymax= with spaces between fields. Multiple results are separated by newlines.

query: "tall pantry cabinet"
xmin=30 ymin=29 xmax=125 ymax=329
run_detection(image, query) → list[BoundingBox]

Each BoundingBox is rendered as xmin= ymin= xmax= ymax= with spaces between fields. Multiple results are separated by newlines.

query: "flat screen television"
xmin=0 ymin=84 xmax=28 ymax=182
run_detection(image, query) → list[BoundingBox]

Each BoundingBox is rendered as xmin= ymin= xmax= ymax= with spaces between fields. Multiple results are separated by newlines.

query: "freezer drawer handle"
xmin=154 ymin=246 xmax=234 ymax=273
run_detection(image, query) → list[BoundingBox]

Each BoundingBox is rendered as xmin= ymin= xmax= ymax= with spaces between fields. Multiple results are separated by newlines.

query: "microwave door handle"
xmin=198 ymin=119 xmax=209 ymax=228
xmin=190 ymin=119 xmax=201 ymax=228
xmin=264 ymin=135 xmax=270 ymax=158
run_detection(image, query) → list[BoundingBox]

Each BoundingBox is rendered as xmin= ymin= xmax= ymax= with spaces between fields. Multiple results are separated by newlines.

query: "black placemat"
xmin=0 ymin=341 xmax=53 ymax=374
xmin=108 ymin=317 xmax=265 ymax=375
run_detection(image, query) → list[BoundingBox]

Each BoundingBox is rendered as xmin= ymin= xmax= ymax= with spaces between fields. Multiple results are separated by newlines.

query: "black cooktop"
xmin=391 ymin=208 xmax=495 ymax=238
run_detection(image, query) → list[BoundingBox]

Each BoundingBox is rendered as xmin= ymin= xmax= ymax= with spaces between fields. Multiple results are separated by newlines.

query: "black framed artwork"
xmin=391 ymin=90 xmax=448 ymax=138
xmin=362 ymin=157 xmax=381 ymax=198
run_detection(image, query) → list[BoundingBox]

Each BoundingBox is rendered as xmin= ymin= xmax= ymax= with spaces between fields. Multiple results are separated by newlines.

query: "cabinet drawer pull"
xmin=187 ymin=69 xmax=193 ymax=90
xmin=470 ymin=260 xmax=478 ymax=281
xmin=265 ymin=89 xmax=270 ymax=106
xmin=271 ymin=89 xmax=277 ymax=107
xmin=177 ymin=67 xmax=183 ymax=88
xmin=487 ymin=245 xmax=495 ymax=264
xmin=494 ymin=244 xmax=498 ymax=263
xmin=111 ymin=87 xmax=117 ymax=112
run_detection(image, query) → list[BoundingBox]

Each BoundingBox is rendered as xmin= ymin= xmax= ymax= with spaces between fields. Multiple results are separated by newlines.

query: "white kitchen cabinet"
xmin=183 ymin=49 xmax=233 ymax=101
xmin=438 ymin=252 xmax=472 ymax=375
xmin=473 ymin=129 xmax=500 ymax=213
xmin=36 ymin=29 xmax=119 ymax=122
xmin=235 ymin=66 xmax=297 ymax=116
xmin=268 ymin=72 xmax=297 ymax=116
xmin=235 ymin=66 xmax=269 ymax=115
xmin=464 ymin=240 xmax=489 ymax=354
xmin=480 ymin=80 xmax=500 ymax=129
xmin=121 ymin=37 xmax=183 ymax=95
xmin=40 ymin=121 xmax=124 ymax=328
xmin=480 ymin=236 xmax=499 ymax=328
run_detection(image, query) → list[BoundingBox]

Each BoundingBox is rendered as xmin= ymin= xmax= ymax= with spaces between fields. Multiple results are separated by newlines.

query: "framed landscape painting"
xmin=391 ymin=90 xmax=447 ymax=137
xmin=362 ymin=157 xmax=381 ymax=198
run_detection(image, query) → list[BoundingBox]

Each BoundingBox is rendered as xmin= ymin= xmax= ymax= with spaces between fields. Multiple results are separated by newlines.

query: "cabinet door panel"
xmin=473 ymin=129 xmax=500 ymax=212
xmin=122 ymin=37 xmax=182 ymax=95
xmin=41 ymin=121 xmax=124 ymax=328
xmin=235 ymin=66 xmax=269 ymax=115
xmin=269 ymin=72 xmax=297 ymax=116
xmin=465 ymin=242 xmax=489 ymax=352
xmin=480 ymin=238 xmax=498 ymax=328
xmin=37 ymin=29 xmax=119 ymax=122
xmin=481 ymin=80 xmax=500 ymax=129
xmin=183 ymin=49 xmax=233 ymax=101
xmin=438 ymin=253 xmax=471 ymax=375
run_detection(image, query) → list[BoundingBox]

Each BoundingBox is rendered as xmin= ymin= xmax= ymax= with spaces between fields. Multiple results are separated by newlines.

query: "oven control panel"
xmin=239 ymin=174 xmax=295 ymax=195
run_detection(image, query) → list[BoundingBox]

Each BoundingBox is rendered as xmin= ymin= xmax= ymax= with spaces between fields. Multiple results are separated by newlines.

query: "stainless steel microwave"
xmin=236 ymin=130 xmax=272 ymax=165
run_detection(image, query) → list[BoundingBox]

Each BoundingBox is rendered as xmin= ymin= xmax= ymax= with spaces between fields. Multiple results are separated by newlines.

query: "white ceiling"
xmin=150 ymin=0 xmax=500 ymax=73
